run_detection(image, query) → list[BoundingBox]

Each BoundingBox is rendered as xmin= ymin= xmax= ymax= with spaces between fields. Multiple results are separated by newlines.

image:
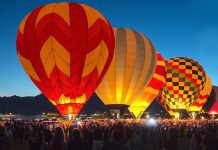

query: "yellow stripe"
xmin=36 ymin=3 xmax=70 ymax=27
xmin=152 ymin=73 xmax=166 ymax=82
xmin=82 ymin=42 xmax=101 ymax=77
xmin=156 ymin=61 xmax=165 ymax=67
xmin=44 ymin=53 xmax=55 ymax=78
xmin=40 ymin=36 xmax=55 ymax=77
xmin=121 ymin=29 xmax=137 ymax=104
xmin=96 ymin=41 xmax=109 ymax=75
xmin=40 ymin=37 xmax=53 ymax=65
xmin=82 ymin=41 xmax=108 ymax=77
xmin=144 ymin=86 xmax=159 ymax=95
xmin=95 ymin=79 xmax=113 ymax=105
xmin=18 ymin=52 xmax=40 ymax=81
xmin=36 ymin=3 xmax=56 ymax=27
xmin=104 ymin=37 xmax=116 ymax=104
xmin=40 ymin=36 xmax=70 ymax=77
xmin=19 ymin=13 xmax=30 ymax=34
xmin=81 ymin=4 xmax=107 ymax=28
xmin=115 ymin=29 xmax=126 ymax=104
xmin=53 ymin=2 xmax=70 ymax=26
xmin=126 ymin=32 xmax=155 ymax=104
xmin=53 ymin=37 xmax=70 ymax=76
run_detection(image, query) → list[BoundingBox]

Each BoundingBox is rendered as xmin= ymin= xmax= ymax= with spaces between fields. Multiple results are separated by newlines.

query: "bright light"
xmin=201 ymin=116 xmax=205 ymax=120
xmin=117 ymin=113 xmax=120 ymax=119
xmin=174 ymin=112 xmax=180 ymax=120
xmin=68 ymin=114 xmax=72 ymax=120
xmin=211 ymin=111 xmax=217 ymax=115
xmin=192 ymin=112 xmax=196 ymax=120
xmin=146 ymin=115 xmax=150 ymax=119
xmin=147 ymin=118 xmax=156 ymax=126
xmin=77 ymin=121 xmax=81 ymax=126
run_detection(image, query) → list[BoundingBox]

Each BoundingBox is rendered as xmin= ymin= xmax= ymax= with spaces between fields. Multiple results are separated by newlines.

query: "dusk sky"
xmin=0 ymin=0 xmax=218 ymax=96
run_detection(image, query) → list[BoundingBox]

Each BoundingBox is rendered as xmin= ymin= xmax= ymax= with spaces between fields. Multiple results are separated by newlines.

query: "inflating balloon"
xmin=16 ymin=2 xmax=115 ymax=116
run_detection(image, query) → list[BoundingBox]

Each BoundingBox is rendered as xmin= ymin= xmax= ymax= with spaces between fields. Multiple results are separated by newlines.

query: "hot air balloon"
xmin=188 ymin=75 xmax=212 ymax=112
xmin=208 ymin=101 xmax=218 ymax=120
xmin=95 ymin=28 xmax=156 ymax=117
xmin=206 ymin=86 xmax=218 ymax=114
xmin=128 ymin=51 xmax=166 ymax=118
xmin=209 ymin=102 xmax=218 ymax=114
xmin=158 ymin=57 xmax=206 ymax=117
xmin=16 ymin=2 xmax=115 ymax=117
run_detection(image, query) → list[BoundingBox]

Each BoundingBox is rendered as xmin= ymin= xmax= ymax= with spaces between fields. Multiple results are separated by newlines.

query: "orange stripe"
xmin=81 ymin=4 xmax=107 ymax=28
xmin=18 ymin=52 xmax=40 ymax=81
xmin=36 ymin=3 xmax=56 ymax=27
xmin=19 ymin=13 xmax=30 ymax=34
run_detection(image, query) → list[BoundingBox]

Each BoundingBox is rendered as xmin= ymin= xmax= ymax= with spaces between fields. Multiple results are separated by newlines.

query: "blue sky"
xmin=0 ymin=0 xmax=218 ymax=96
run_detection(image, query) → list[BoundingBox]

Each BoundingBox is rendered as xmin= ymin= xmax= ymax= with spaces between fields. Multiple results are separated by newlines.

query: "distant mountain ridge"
xmin=0 ymin=94 xmax=108 ymax=115
xmin=0 ymin=94 xmax=58 ymax=115
xmin=0 ymin=93 xmax=165 ymax=115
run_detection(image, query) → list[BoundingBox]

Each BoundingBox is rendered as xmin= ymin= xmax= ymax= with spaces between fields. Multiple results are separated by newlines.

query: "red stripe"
xmin=16 ymin=31 xmax=24 ymax=54
xmin=35 ymin=14 xmax=71 ymax=51
xmin=148 ymin=78 xmax=164 ymax=90
xmin=23 ymin=6 xmax=54 ymax=91
xmin=154 ymin=66 xmax=166 ymax=76
xmin=69 ymin=3 xmax=88 ymax=93
xmin=87 ymin=19 xmax=113 ymax=53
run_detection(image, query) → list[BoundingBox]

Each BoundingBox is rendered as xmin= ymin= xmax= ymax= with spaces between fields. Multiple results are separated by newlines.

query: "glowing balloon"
xmin=188 ymin=75 xmax=212 ymax=112
xmin=158 ymin=57 xmax=206 ymax=112
xmin=206 ymin=87 xmax=217 ymax=113
xmin=128 ymin=51 xmax=166 ymax=118
xmin=16 ymin=2 xmax=115 ymax=115
xmin=208 ymin=99 xmax=218 ymax=114
xmin=96 ymin=28 xmax=156 ymax=115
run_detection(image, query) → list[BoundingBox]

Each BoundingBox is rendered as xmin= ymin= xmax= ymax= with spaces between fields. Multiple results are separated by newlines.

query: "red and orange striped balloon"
xmin=16 ymin=2 xmax=115 ymax=115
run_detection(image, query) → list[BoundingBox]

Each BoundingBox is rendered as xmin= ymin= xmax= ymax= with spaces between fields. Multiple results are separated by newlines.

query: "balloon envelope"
xmin=207 ymin=86 xmax=218 ymax=114
xmin=16 ymin=2 xmax=115 ymax=115
xmin=96 ymin=28 xmax=156 ymax=113
xmin=158 ymin=57 xmax=206 ymax=112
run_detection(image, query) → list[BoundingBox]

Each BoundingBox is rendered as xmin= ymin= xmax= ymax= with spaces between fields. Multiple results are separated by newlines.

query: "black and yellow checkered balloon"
xmin=159 ymin=57 xmax=206 ymax=110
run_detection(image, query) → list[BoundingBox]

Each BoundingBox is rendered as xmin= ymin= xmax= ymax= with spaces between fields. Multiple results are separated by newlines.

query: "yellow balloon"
xmin=96 ymin=28 xmax=156 ymax=115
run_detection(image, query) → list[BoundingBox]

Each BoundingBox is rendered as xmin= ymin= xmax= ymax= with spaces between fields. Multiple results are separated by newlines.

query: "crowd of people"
xmin=0 ymin=119 xmax=218 ymax=150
